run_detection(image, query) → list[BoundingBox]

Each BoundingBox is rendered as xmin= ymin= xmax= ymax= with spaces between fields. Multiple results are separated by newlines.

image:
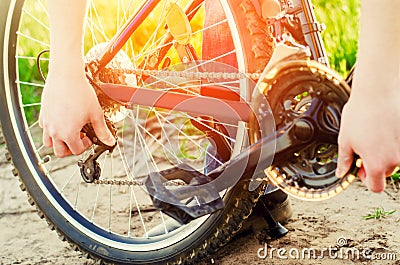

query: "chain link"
xmin=93 ymin=178 xmax=185 ymax=186
xmin=106 ymin=67 xmax=262 ymax=81
xmin=93 ymin=176 xmax=269 ymax=187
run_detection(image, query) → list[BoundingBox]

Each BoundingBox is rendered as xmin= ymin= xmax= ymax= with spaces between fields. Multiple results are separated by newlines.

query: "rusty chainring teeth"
xmin=261 ymin=60 xmax=355 ymax=201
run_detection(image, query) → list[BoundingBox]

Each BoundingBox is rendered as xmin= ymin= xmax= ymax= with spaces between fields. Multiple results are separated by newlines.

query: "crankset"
xmin=252 ymin=59 xmax=361 ymax=201
xmin=142 ymin=59 xmax=361 ymax=224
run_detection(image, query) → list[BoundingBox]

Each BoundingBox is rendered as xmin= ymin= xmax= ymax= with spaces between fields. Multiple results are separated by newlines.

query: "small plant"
xmin=389 ymin=170 xmax=400 ymax=191
xmin=391 ymin=172 xmax=400 ymax=182
xmin=363 ymin=207 xmax=396 ymax=220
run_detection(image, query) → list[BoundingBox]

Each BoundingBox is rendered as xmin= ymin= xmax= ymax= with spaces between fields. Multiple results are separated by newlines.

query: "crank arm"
xmin=143 ymin=117 xmax=310 ymax=223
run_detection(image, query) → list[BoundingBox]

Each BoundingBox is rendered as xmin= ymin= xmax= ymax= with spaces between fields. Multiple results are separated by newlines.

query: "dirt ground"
xmin=1 ymin=144 xmax=399 ymax=265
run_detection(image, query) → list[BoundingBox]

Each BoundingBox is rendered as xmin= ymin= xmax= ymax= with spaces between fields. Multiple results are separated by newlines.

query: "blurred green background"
xmin=314 ymin=0 xmax=359 ymax=75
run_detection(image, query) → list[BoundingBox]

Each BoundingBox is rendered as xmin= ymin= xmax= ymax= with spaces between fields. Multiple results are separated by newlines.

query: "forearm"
xmin=47 ymin=0 xmax=88 ymax=75
xmin=353 ymin=0 xmax=400 ymax=95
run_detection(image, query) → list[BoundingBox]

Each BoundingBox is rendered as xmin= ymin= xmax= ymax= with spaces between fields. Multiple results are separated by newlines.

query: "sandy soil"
xmin=1 ymin=143 xmax=399 ymax=265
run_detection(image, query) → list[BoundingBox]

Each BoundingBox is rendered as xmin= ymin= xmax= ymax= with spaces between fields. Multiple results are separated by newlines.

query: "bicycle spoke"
xmin=132 ymin=105 xmax=242 ymax=130
xmin=126 ymin=108 xmax=223 ymax=169
xmin=127 ymin=185 xmax=133 ymax=237
xmin=152 ymin=110 xmax=224 ymax=166
xmin=159 ymin=211 xmax=169 ymax=234
xmin=74 ymin=177 xmax=81 ymax=210
xmin=16 ymin=31 xmax=49 ymax=47
xmin=108 ymin=181 xmax=112 ymax=232
xmin=154 ymin=112 xmax=181 ymax=160
xmin=126 ymin=112 xmax=185 ymax=164
xmin=61 ymin=166 xmax=79 ymax=193
xmin=22 ymin=102 xmax=41 ymax=108
xmin=16 ymin=55 xmax=49 ymax=61
xmin=118 ymin=0 xmax=135 ymax=29
xmin=86 ymin=16 xmax=108 ymax=44
xmin=89 ymin=0 xmax=108 ymax=41
xmin=131 ymin=106 xmax=140 ymax=177
xmin=139 ymin=1 xmax=169 ymax=55
xmin=22 ymin=8 xmax=49 ymax=31
xmin=17 ymin=81 xmax=44 ymax=88
xmin=91 ymin=183 xmax=101 ymax=222
xmin=193 ymin=18 xmax=228 ymax=36
xmin=124 ymin=106 xmax=237 ymax=168
xmin=36 ymin=0 xmax=49 ymax=18
xmin=26 ymin=120 xmax=39 ymax=131
xmin=116 ymin=140 xmax=150 ymax=237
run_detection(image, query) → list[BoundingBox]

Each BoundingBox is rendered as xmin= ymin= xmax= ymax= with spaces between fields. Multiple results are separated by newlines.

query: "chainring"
xmin=259 ymin=60 xmax=358 ymax=201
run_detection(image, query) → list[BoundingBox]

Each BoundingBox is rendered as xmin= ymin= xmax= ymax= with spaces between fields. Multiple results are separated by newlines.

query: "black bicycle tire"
xmin=0 ymin=0 xmax=274 ymax=263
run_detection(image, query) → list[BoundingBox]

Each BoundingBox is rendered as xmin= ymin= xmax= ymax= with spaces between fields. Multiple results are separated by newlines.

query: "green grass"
xmin=314 ymin=0 xmax=360 ymax=76
xmin=363 ymin=207 xmax=396 ymax=220
xmin=391 ymin=172 xmax=400 ymax=182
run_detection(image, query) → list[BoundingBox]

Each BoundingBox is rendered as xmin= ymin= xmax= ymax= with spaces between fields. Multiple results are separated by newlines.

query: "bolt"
xmin=293 ymin=119 xmax=314 ymax=141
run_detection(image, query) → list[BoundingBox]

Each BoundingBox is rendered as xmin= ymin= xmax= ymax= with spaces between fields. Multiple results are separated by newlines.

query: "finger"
xmin=91 ymin=114 xmax=116 ymax=146
xmin=39 ymin=109 xmax=45 ymax=129
xmin=42 ymin=129 xmax=53 ymax=148
xmin=82 ymin=136 xmax=92 ymax=149
xmin=53 ymin=140 xmax=71 ymax=158
xmin=80 ymin=133 xmax=93 ymax=149
xmin=336 ymin=142 xmax=354 ymax=178
xmin=65 ymin=134 xmax=92 ymax=156
xmin=364 ymin=164 xmax=386 ymax=193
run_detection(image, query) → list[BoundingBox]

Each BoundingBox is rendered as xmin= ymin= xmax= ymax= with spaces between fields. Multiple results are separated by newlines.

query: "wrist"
xmin=351 ymin=61 xmax=400 ymax=96
xmin=45 ymin=67 xmax=89 ymax=89
xmin=48 ymin=54 xmax=86 ymax=78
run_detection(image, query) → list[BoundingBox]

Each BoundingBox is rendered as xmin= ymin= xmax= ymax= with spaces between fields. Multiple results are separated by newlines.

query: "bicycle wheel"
xmin=0 ymin=0 xmax=274 ymax=263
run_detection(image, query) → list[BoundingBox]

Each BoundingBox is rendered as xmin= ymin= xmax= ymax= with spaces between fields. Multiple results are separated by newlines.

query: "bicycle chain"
xmin=93 ymin=176 xmax=270 ymax=186
xmin=93 ymin=178 xmax=181 ymax=186
xmin=99 ymin=66 xmax=263 ymax=83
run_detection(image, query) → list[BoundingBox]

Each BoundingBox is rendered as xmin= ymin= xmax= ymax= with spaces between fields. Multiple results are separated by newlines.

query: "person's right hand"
xmin=336 ymin=77 xmax=400 ymax=193
xmin=335 ymin=0 xmax=400 ymax=193
xmin=39 ymin=71 xmax=115 ymax=158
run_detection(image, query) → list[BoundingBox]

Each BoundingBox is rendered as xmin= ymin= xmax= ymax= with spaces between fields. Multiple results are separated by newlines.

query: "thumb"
xmin=336 ymin=142 xmax=353 ymax=179
xmin=91 ymin=114 xmax=116 ymax=146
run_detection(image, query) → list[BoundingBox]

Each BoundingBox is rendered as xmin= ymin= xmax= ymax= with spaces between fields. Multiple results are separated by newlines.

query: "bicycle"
xmin=0 ymin=0 xmax=358 ymax=264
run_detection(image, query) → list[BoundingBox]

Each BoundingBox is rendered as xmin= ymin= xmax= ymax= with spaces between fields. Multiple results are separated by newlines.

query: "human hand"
xmin=39 ymin=71 xmax=115 ymax=158
xmin=336 ymin=80 xmax=400 ymax=192
xmin=337 ymin=0 xmax=400 ymax=192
